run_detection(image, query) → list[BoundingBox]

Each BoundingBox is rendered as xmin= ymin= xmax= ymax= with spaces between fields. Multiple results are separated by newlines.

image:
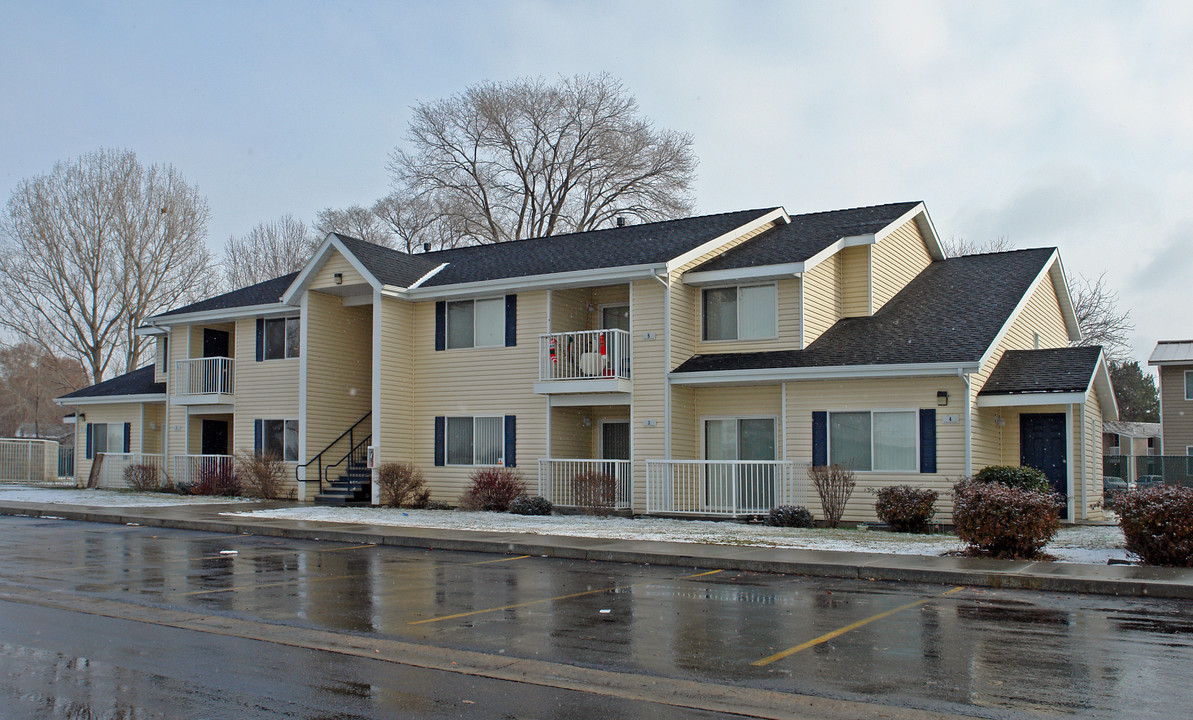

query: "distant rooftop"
xmin=1149 ymin=340 xmax=1193 ymax=365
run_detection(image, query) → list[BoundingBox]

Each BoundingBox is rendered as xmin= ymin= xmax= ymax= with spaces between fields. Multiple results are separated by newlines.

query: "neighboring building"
xmin=1102 ymin=421 xmax=1161 ymax=457
xmin=58 ymin=201 xmax=1116 ymax=521
xmin=14 ymin=422 xmax=74 ymax=444
xmin=1148 ymin=341 xmax=1193 ymax=472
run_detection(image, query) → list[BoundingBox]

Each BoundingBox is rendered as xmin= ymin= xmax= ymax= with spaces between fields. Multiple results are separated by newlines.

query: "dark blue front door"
xmin=1020 ymin=413 xmax=1067 ymax=519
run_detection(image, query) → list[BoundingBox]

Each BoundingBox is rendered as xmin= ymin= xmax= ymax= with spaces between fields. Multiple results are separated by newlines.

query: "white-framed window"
xmin=89 ymin=423 xmax=126 ymax=458
xmin=702 ymin=283 xmax=777 ymax=341
xmin=446 ymin=416 xmax=503 ymax=465
xmin=447 ymin=298 xmax=504 ymax=349
xmin=156 ymin=336 xmax=169 ymax=372
xmin=260 ymin=419 xmax=298 ymax=462
xmin=1185 ymin=370 xmax=1193 ymax=401
xmin=704 ymin=417 xmax=777 ymax=461
xmin=829 ymin=410 xmax=918 ymax=472
xmin=1187 ymin=446 xmax=1193 ymax=476
xmin=1106 ymin=434 xmax=1121 ymax=455
xmin=264 ymin=317 xmax=300 ymax=360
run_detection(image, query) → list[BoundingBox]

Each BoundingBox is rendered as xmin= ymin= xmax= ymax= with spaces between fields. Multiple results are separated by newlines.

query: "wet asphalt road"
xmin=0 ymin=516 xmax=1191 ymax=719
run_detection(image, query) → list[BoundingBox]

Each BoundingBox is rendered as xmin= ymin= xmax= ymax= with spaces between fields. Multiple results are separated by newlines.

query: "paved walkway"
xmin=3 ymin=498 xmax=1192 ymax=599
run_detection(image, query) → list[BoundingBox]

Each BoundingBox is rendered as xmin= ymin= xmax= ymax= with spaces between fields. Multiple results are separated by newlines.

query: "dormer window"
xmin=702 ymin=284 xmax=776 ymax=341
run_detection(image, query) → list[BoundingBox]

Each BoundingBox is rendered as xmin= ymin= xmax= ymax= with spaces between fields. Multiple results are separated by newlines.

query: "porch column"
xmin=1066 ymin=404 xmax=1075 ymax=521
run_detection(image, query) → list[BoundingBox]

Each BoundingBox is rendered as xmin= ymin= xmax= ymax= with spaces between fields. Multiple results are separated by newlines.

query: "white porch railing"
xmin=645 ymin=460 xmax=809 ymax=516
xmin=0 ymin=439 xmax=59 ymax=484
xmin=537 ymin=458 xmax=632 ymax=509
xmin=539 ymin=329 xmax=630 ymax=382
xmin=174 ymin=454 xmax=235 ymax=485
xmin=94 ymin=453 xmax=166 ymax=490
xmin=174 ymin=357 xmax=234 ymax=397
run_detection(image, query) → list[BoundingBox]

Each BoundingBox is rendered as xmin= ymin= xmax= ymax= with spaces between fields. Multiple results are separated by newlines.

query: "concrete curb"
xmin=4 ymin=500 xmax=1193 ymax=600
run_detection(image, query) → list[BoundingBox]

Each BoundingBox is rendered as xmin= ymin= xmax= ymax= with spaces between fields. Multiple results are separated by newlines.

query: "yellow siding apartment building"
xmin=59 ymin=201 xmax=1116 ymax=523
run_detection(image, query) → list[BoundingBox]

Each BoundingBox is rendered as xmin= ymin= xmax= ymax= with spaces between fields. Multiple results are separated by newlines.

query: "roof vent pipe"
xmin=423 ymin=242 xmax=431 ymax=253
xmin=616 ymin=216 xmax=626 ymax=227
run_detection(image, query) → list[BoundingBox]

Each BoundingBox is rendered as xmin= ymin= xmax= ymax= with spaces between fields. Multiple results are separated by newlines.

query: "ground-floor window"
xmin=256 ymin=419 xmax=298 ymax=461
xmin=704 ymin=417 xmax=776 ymax=460
xmin=829 ymin=410 xmax=917 ymax=472
xmin=87 ymin=423 xmax=128 ymax=458
xmin=447 ymin=416 xmax=503 ymax=465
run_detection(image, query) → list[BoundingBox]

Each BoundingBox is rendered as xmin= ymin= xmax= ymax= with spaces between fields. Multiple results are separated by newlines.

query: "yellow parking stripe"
xmin=751 ymin=586 xmax=965 ymax=666
xmin=410 ymin=568 xmax=723 ymax=626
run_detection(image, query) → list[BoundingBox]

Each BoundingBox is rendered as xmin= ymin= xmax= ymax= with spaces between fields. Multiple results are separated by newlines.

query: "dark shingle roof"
xmin=978 ymin=347 xmax=1102 ymax=395
xmin=58 ymin=366 xmax=165 ymax=400
xmin=158 ymin=272 xmax=299 ymax=317
xmin=412 ymin=209 xmax=778 ymax=287
xmin=690 ymin=202 xmax=922 ymax=273
xmin=673 ymin=248 xmax=1058 ymax=374
xmin=332 ymin=235 xmax=442 ymax=287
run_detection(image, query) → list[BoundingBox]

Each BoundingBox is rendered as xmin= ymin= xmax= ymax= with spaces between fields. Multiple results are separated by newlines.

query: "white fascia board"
xmin=977 ymin=249 xmax=1062 ymax=371
xmin=670 ymin=362 xmax=978 ymax=386
xmin=280 ymin=233 xmax=382 ymax=305
xmin=1048 ymin=255 xmax=1082 ymax=341
xmin=872 ymin=202 xmax=945 ymax=261
xmin=975 ymin=392 xmax=1087 ymax=408
xmin=134 ymin=325 xmax=167 ymax=337
xmin=840 ymin=233 xmax=877 ymax=247
xmin=143 ymin=302 xmax=294 ymax=327
xmin=682 ymin=263 xmax=804 ymax=287
xmin=55 ymin=393 xmax=167 ymax=406
xmin=801 ymin=239 xmax=847 ymax=273
xmin=403 ymin=263 xmax=665 ymax=301
xmin=1091 ymin=349 xmax=1120 ymax=421
xmin=664 ymin=207 xmax=791 ymax=273
xmin=407 ymin=262 xmax=448 ymax=290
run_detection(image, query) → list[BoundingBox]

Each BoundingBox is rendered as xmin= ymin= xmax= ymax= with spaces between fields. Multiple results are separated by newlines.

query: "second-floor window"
xmin=1186 ymin=370 xmax=1193 ymax=401
xmin=447 ymin=298 xmax=504 ymax=349
xmin=261 ymin=317 xmax=300 ymax=360
xmin=702 ymin=284 xmax=776 ymax=341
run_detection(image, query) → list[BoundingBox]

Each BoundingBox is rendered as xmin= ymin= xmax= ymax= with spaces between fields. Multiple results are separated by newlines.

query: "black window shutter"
xmin=434 ymin=416 xmax=446 ymax=466
xmin=504 ymin=415 xmax=516 ymax=467
xmin=812 ymin=411 xmax=827 ymax=466
xmin=85 ymin=424 xmax=93 ymax=460
xmin=435 ymin=302 xmax=446 ymax=351
xmin=254 ymin=419 xmax=263 ymax=454
xmin=255 ymin=318 xmax=265 ymax=362
xmin=123 ymin=423 xmax=131 ymax=453
xmin=505 ymin=295 xmax=517 ymax=347
xmin=919 ymin=409 xmax=937 ymax=474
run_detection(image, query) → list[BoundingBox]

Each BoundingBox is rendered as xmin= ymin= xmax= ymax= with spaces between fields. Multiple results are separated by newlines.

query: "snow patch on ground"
xmin=226 ymin=505 xmax=1130 ymax=565
xmin=0 ymin=484 xmax=255 ymax=507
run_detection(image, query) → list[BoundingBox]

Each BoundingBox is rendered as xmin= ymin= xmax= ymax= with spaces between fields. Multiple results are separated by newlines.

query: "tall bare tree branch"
xmin=223 ymin=215 xmax=315 ymax=289
xmin=388 ymin=73 xmax=697 ymax=244
xmin=1070 ymin=272 xmax=1133 ymax=362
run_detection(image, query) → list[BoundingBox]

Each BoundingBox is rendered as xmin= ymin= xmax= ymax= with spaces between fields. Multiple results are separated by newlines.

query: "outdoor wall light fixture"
xmin=937 ymin=391 xmax=949 ymax=406
xmin=333 ymin=273 xmax=343 ymax=285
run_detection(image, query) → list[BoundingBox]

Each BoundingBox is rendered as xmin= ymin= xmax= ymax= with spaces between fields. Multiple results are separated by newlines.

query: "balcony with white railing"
xmin=534 ymin=329 xmax=632 ymax=395
xmin=174 ymin=454 xmax=235 ymax=487
xmin=537 ymin=458 xmax=632 ymax=510
xmin=172 ymin=357 xmax=234 ymax=404
xmin=645 ymin=460 xmax=809 ymax=517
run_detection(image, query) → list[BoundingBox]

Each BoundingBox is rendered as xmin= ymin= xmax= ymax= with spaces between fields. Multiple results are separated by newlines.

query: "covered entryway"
xmin=1020 ymin=413 xmax=1067 ymax=518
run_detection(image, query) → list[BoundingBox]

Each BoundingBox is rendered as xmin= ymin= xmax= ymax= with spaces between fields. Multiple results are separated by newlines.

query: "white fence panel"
xmin=537 ymin=459 xmax=632 ymax=509
xmin=173 ymin=455 xmax=235 ymax=485
xmin=0 ymin=439 xmax=59 ymax=484
xmin=645 ymin=460 xmax=808 ymax=516
xmin=95 ymin=453 xmax=166 ymax=489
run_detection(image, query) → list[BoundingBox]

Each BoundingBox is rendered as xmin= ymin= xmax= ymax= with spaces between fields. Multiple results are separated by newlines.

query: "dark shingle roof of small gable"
xmin=158 ymin=272 xmax=299 ymax=317
xmin=691 ymin=202 xmax=922 ymax=273
xmin=978 ymin=346 xmax=1103 ymax=396
xmin=332 ymin=235 xmax=442 ymax=288
xmin=58 ymin=366 xmax=164 ymax=401
xmin=405 ymin=208 xmax=778 ymax=287
xmin=673 ymin=247 xmax=1058 ymax=374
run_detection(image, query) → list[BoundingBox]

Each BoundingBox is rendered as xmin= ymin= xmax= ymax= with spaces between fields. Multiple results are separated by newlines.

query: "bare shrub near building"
xmin=571 ymin=470 xmax=617 ymax=515
xmin=236 ymin=451 xmax=291 ymax=499
xmin=460 ymin=468 xmax=526 ymax=511
xmin=811 ymin=464 xmax=856 ymax=528
xmin=377 ymin=462 xmax=431 ymax=508
xmin=123 ymin=463 xmax=162 ymax=492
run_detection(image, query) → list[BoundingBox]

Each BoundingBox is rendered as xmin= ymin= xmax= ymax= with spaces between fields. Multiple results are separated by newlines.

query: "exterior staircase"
xmin=313 ymin=448 xmax=371 ymax=505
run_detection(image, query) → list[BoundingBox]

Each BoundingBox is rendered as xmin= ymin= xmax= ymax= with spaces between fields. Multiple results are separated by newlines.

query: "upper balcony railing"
xmin=173 ymin=357 xmax=234 ymax=400
xmin=539 ymin=329 xmax=630 ymax=382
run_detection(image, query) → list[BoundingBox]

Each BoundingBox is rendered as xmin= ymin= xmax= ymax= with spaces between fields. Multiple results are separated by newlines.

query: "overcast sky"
xmin=2 ymin=1 xmax=1190 ymax=364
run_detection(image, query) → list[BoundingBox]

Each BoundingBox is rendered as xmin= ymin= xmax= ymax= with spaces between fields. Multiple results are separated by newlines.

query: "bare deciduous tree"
xmin=1070 ymin=272 xmax=1133 ymax=362
xmin=315 ymin=204 xmax=394 ymax=248
xmin=389 ymin=73 xmax=697 ymax=244
xmin=940 ymin=235 xmax=1015 ymax=256
xmin=223 ymin=215 xmax=315 ymax=289
xmin=0 ymin=149 xmax=213 ymax=384
xmin=0 ymin=343 xmax=89 ymax=437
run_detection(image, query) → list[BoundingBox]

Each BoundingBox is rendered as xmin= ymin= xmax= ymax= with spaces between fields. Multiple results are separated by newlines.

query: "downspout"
xmin=653 ymin=271 xmax=671 ymax=460
xmin=1079 ymin=401 xmax=1087 ymax=520
xmin=960 ymin=369 xmax=972 ymax=477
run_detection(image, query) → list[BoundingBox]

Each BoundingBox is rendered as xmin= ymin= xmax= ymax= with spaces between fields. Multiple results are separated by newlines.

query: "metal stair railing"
xmin=296 ymin=411 xmax=370 ymax=496
xmin=323 ymin=434 xmax=372 ymax=498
